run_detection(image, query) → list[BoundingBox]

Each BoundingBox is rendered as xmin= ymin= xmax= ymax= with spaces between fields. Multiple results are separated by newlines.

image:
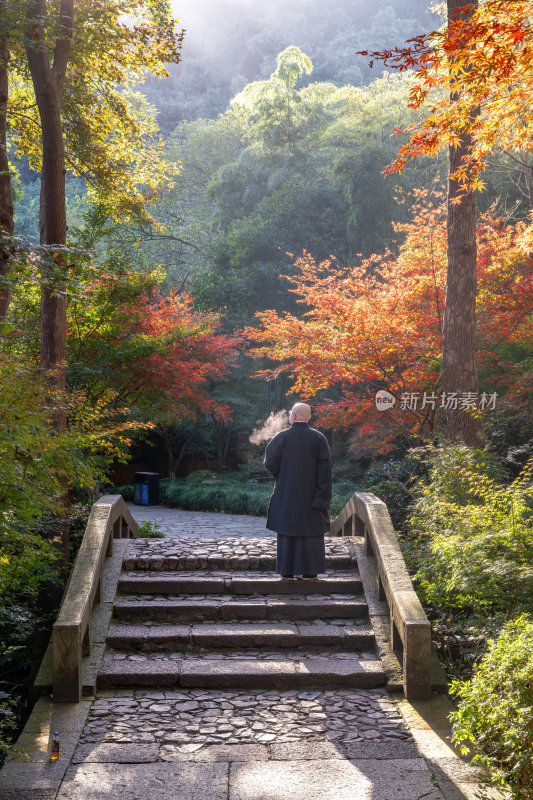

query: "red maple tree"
xmin=69 ymin=273 xmax=241 ymax=424
xmin=245 ymin=191 xmax=533 ymax=449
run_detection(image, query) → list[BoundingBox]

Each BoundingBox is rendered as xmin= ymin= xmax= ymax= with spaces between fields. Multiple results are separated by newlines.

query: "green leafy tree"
xmin=0 ymin=0 xmax=13 ymax=321
xmin=4 ymin=0 xmax=184 ymax=394
xmin=0 ymin=353 xmax=132 ymax=599
xmin=0 ymin=0 xmax=184 ymax=563
xmin=231 ymin=46 xmax=315 ymax=152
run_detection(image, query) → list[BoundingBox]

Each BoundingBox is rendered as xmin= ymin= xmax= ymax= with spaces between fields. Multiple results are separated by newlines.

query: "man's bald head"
xmin=290 ymin=402 xmax=311 ymax=423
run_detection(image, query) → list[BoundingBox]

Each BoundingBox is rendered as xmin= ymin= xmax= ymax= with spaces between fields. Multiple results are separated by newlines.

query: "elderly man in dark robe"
xmin=264 ymin=402 xmax=332 ymax=580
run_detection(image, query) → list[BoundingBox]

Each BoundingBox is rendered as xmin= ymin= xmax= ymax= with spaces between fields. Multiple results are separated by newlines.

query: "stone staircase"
xmin=97 ymin=536 xmax=387 ymax=691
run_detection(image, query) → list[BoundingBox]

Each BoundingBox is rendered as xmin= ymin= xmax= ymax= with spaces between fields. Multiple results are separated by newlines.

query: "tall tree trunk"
xmin=0 ymin=1 xmax=13 ymax=321
xmin=24 ymin=0 xmax=74 ymax=568
xmin=443 ymin=0 xmax=485 ymax=447
xmin=159 ymin=426 xmax=177 ymax=480
xmin=24 ymin=0 xmax=73 ymax=402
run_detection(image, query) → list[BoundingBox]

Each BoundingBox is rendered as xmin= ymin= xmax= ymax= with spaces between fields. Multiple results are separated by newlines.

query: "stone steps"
xmin=117 ymin=571 xmax=363 ymax=596
xmin=98 ymin=651 xmax=385 ymax=690
xmin=113 ymin=595 xmax=369 ymax=622
xmin=98 ymin=536 xmax=386 ymax=691
xmin=106 ymin=621 xmax=375 ymax=651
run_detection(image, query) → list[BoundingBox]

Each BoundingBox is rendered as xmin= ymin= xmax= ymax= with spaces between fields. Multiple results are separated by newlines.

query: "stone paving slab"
xmin=159 ymin=743 xmax=269 ymax=763
xmin=230 ymin=575 xmax=362 ymax=595
xmin=98 ymin=660 xmax=181 ymax=687
xmin=434 ymin=781 xmax=507 ymax=800
xmin=178 ymin=656 xmax=386 ymax=690
xmin=106 ymin=621 xmax=375 ymax=651
xmin=269 ymin=740 xmax=345 ymax=761
xmin=113 ymin=595 xmax=368 ymax=622
xmin=0 ymin=789 xmax=57 ymax=800
xmin=97 ymin=654 xmax=386 ymax=690
xmin=0 ymin=762 xmax=66 ymax=800
xmin=119 ymin=574 xmax=228 ymax=594
xmin=228 ymin=758 xmax=443 ymax=800
xmin=337 ymin=740 xmax=423 ymax=760
xmin=191 ymin=622 xmax=300 ymax=648
xmin=72 ymin=743 xmax=160 ymax=763
xmin=430 ymin=757 xmax=489 ymax=783
xmin=56 ymin=762 xmax=229 ymax=800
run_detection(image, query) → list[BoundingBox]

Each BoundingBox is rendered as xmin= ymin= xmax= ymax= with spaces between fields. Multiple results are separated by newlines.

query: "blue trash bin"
xmin=133 ymin=472 xmax=159 ymax=505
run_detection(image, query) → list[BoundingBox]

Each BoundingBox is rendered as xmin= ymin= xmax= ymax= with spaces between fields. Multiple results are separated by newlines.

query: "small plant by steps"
xmin=137 ymin=521 xmax=165 ymax=538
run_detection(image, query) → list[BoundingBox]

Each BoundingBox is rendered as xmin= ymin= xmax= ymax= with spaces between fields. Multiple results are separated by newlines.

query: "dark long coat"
xmin=264 ymin=422 xmax=332 ymax=536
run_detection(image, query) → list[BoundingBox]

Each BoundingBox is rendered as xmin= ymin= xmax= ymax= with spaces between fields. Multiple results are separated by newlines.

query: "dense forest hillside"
xmin=143 ymin=0 xmax=440 ymax=131
xmin=149 ymin=67 xmax=438 ymax=327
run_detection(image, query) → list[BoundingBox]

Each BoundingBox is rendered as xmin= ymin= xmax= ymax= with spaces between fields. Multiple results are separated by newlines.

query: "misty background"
xmin=145 ymin=0 xmax=439 ymax=131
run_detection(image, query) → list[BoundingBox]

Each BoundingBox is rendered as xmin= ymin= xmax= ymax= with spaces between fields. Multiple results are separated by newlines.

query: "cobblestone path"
xmin=125 ymin=503 xmax=270 ymax=538
xmin=78 ymin=687 xmax=413 ymax=751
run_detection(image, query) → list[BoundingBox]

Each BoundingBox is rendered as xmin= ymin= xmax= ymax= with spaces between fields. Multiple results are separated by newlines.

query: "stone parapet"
xmin=52 ymin=496 xmax=138 ymax=702
xmin=331 ymin=492 xmax=432 ymax=700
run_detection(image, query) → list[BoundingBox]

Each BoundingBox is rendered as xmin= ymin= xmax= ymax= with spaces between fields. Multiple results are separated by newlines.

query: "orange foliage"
xmin=358 ymin=1 xmax=533 ymax=199
xmin=245 ymin=191 xmax=533 ymax=449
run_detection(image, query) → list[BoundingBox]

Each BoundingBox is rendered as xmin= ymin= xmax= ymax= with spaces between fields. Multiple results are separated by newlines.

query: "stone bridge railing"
xmin=53 ymin=495 xmax=138 ymax=702
xmin=331 ymin=491 xmax=431 ymax=700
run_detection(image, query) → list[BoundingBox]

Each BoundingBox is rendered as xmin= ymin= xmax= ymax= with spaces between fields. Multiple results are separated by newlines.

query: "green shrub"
xmin=160 ymin=468 xmax=415 ymax=521
xmin=407 ymin=445 xmax=533 ymax=615
xmin=450 ymin=614 xmax=533 ymax=798
xmin=365 ymin=480 xmax=412 ymax=530
xmin=137 ymin=521 xmax=165 ymax=538
xmin=0 ymin=358 xmax=82 ymax=599
xmin=361 ymin=456 xmax=421 ymax=530
xmin=331 ymin=460 xmax=361 ymax=483
xmin=0 ymin=600 xmax=52 ymax=765
xmin=163 ymin=472 xmax=271 ymax=516
xmin=67 ymin=502 xmax=92 ymax=564
xmin=330 ymin=486 xmax=355 ymax=517
xmin=111 ymin=484 xmax=134 ymax=502
xmin=0 ymin=692 xmax=20 ymax=765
